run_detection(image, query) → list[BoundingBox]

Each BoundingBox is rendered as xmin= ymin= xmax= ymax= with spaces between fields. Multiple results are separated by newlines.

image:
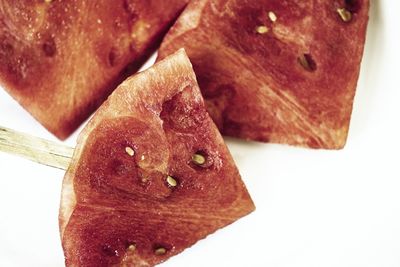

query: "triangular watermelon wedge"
xmin=59 ymin=49 xmax=255 ymax=266
xmin=159 ymin=0 xmax=369 ymax=149
xmin=0 ymin=0 xmax=188 ymax=139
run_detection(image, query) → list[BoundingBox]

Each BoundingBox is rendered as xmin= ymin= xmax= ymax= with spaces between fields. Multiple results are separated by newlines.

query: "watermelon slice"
xmin=159 ymin=0 xmax=370 ymax=149
xmin=59 ymin=50 xmax=255 ymax=266
xmin=0 ymin=0 xmax=188 ymax=139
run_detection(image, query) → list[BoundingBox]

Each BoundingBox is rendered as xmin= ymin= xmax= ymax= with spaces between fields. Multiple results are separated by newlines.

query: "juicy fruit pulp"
xmin=0 ymin=0 xmax=189 ymax=139
xmin=59 ymin=50 xmax=255 ymax=267
xmin=159 ymin=0 xmax=370 ymax=149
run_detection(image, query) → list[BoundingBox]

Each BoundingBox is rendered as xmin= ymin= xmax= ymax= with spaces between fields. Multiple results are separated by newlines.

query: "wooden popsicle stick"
xmin=0 ymin=126 xmax=73 ymax=170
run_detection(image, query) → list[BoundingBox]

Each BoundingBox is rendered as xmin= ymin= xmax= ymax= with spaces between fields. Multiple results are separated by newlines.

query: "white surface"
xmin=1 ymin=1 xmax=400 ymax=266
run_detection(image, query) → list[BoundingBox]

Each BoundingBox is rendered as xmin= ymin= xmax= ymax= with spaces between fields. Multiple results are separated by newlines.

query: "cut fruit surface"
xmin=59 ymin=50 xmax=255 ymax=267
xmin=159 ymin=0 xmax=370 ymax=149
xmin=0 ymin=0 xmax=188 ymax=139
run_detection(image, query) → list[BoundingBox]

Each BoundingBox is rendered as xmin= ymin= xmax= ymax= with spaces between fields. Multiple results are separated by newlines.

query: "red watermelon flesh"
xmin=0 ymin=0 xmax=188 ymax=139
xmin=59 ymin=50 xmax=255 ymax=267
xmin=158 ymin=0 xmax=370 ymax=149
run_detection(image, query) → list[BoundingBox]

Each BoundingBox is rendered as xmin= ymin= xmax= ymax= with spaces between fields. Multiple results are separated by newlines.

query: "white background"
xmin=1 ymin=1 xmax=399 ymax=266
